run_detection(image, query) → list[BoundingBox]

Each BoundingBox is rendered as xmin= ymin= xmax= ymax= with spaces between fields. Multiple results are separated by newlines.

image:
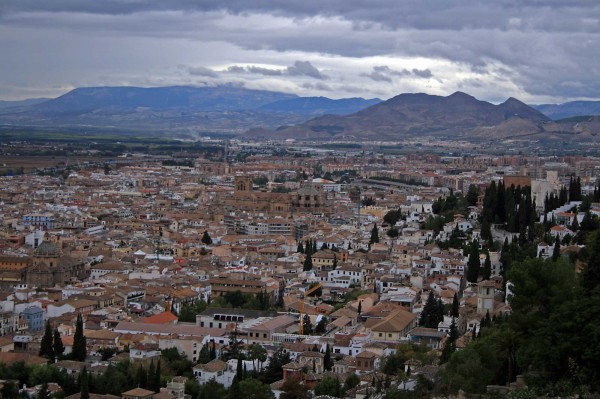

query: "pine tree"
xmin=451 ymin=293 xmax=459 ymax=318
xmin=53 ymin=328 xmax=65 ymax=359
xmin=39 ymin=320 xmax=55 ymax=362
xmin=72 ymin=313 xmax=87 ymax=361
xmin=482 ymin=252 xmax=492 ymax=280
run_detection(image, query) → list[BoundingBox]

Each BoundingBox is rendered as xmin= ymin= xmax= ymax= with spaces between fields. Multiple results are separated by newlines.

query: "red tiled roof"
xmin=142 ymin=311 xmax=178 ymax=324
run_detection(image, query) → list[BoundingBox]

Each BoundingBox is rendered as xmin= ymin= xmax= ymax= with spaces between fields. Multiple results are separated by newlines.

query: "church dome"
xmin=34 ymin=241 xmax=60 ymax=257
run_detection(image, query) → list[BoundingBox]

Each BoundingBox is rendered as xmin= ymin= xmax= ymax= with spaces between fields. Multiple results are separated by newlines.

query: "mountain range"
xmin=0 ymin=86 xmax=380 ymax=135
xmin=245 ymin=91 xmax=600 ymax=141
xmin=0 ymin=86 xmax=599 ymax=141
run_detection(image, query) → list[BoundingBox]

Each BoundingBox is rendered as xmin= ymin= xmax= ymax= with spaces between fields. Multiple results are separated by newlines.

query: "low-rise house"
xmin=192 ymin=359 xmax=234 ymax=387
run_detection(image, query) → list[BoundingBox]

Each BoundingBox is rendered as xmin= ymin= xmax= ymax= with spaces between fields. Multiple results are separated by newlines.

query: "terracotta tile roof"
xmin=142 ymin=311 xmax=178 ymax=324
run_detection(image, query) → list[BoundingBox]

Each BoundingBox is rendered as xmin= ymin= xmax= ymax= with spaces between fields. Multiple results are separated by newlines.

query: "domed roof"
xmin=34 ymin=241 xmax=60 ymax=257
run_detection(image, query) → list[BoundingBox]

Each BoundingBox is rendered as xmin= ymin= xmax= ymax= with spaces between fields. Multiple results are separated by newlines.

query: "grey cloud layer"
xmin=0 ymin=1 xmax=599 ymax=100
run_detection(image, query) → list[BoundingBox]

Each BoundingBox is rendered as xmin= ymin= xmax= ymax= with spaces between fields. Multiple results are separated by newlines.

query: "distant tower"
xmin=477 ymin=280 xmax=495 ymax=316
xmin=234 ymin=176 xmax=253 ymax=194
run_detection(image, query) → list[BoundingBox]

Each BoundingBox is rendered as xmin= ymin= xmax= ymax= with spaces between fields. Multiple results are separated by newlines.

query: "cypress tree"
xmin=303 ymin=252 xmax=313 ymax=271
xmin=228 ymin=376 xmax=241 ymax=399
xmin=324 ymin=344 xmax=332 ymax=371
xmin=451 ymin=293 xmax=459 ymax=318
xmin=80 ymin=368 xmax=90 ymax=399
xmin=154 ymin=360 xmax=161 ymax=392
xmin=147 ymin=361 xmax=156 ymax=391
xmin=552 ymin=238 xmax=560 ymax=261
xmin=369 ymin=224 xmax=380 ymax=245
xmin=210 ymin=342 xmax=217 ymax=360
xmin=236 ymin=357 xmax=243 ymax=380
xmin=39 ymin=320 xmax=55 ymax=362
xmin=297 ymin=241 xmax=304 ymax=253
xmin=72 ymin=313 xmax=87 ymax=361
xmin=482 ymin=252 xmax=492 ymax=280
xmin=466 ymin=240 xmax=481 ymax=283
xmin=332 ymin=253 xmax=338 ymax=270
xmin=53 ymin=328 xmax=65 ymax=359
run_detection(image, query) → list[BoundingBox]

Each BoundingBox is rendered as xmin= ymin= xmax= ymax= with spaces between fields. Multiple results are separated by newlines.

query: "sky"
xmin=0 ymin=1 xmax=599 ymax=104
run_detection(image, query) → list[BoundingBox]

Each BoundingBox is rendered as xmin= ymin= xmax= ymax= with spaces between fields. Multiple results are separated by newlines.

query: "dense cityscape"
xmin=0 ymin=138 xmax=599 ymax=398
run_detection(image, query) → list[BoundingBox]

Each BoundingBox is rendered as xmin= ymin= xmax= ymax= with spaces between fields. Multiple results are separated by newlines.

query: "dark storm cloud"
xmin=286 ymin=61 xmax=325 ymax=79
xmin=188 ymin=66 xmax=218 ymax=77
xmin=1 ymin=0 xmax=599 ymax=100
xmin=226 ymin=62 xmax=323 ymax=79
xmin=362 ymin=66 xmax=433 ymax=82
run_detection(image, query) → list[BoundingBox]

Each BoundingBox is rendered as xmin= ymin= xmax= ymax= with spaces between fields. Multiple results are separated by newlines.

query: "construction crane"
xmin=299 ymin=283 xmax=323 ymax=335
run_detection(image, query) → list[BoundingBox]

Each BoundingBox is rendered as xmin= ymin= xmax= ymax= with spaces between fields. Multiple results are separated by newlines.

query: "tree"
xmin=440 ymin=318 xmax=458 ymax=364
xmin=198 ymin=345 xmax=211 ymax=364
xmin=314 ymin=375 xmax=341 ymax=397
xmin=248 ymin=344 xmax=267 ymax=372
xmin=451 ymin=293 xmax=459 ymax=318
xmin=582 ymin=231 xmax=600 ymax=292
xmin=552 ymin=237 xmax=561 ymax=261
xmin=263 ymin=347 xmax=290 ymax=383
xmin=239 ymin=378 xmax=274 ymax=399
xmin=357 ymin=300 xmax=362 ymax=315
xmin=280 ymin=377 xmax=309 ymax=399
xmin=369 ymin=224 xmax=380 ymax=245
xmin=80 ymin=368 xmax=90 ymax=399
xmin=53 ymin=328 xmax=64 ymax=360
xmin=72 ymin=314 xmax=87 ymax=361
xmin=344 ymin=374 xmax=360 ymax=391
xmin=419 ymin=291 xmax=441 ymax=328
xmin=303 ymin=253 xmax=313 ymax=271
xmin=236 ymin=357 xmax=243 ymax=380
xmin=466 ymin=240 xmax=481 ymax=283
xmin=297 ymin=242 xmax=304 ymax=253
xmin=201 ymin=231 xmax=213 ymax=245
xmin=302 ymin=314 xmax=313 ymax=335
xmin=482 ymin=253 xmax=492 ymax=281
xmin=332 ymin=253 xmax=338 ymax=269
xmin=153 ymin=360 xmax=161 ymax=392
xmin=229 ymin=376 xmax=242 ymax=399
xmin=37 ymin=382 xmax=49 ymax=399
xmin=39 ymin=321 xmax=54 ymax=362
xmin=315 ymin=317 xmax=327 ymax=334
xmin=324 ymin=344 xmax=333 ymax=371
xmin=466 ymin=184 xmax=480 ymax=207
xmin=386 ymin=227 xmax=399 ymax=238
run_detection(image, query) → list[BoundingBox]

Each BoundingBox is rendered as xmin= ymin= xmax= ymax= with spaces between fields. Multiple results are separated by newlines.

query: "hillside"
xmin=243 ymin=91 xmax=556 ymax=141
xmin=534 ymin=101 xmax=600 ymax=120
xmin=0 ymin=86 xmax=379 ymax=135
